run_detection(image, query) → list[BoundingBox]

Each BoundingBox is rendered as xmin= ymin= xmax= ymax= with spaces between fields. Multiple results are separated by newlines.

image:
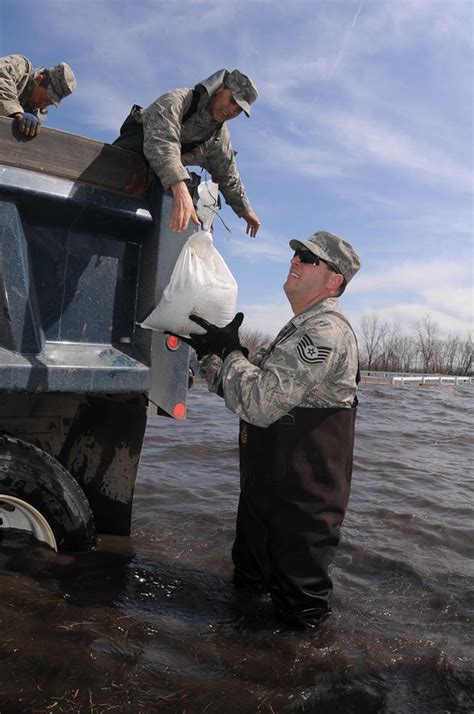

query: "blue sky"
xmin=1 ymin=0 xmax=472 ymax=337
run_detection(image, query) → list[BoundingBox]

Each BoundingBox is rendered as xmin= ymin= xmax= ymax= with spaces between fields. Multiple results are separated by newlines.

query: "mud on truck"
xmin=0 ymin=117 xmax=201 ymax=552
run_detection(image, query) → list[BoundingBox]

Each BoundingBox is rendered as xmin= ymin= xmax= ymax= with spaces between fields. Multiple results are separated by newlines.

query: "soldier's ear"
xmin=330 ymin=272 xmax=345 ymax=294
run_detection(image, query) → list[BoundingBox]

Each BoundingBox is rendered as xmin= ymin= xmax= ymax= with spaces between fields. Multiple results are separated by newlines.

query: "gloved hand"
xmin=189 ymin=313 xmax=248 ymax=360
xmin=15 ymin=112 xmax=40 ymax=137
xmin=165 ymin=330 xmax=211 ymax=361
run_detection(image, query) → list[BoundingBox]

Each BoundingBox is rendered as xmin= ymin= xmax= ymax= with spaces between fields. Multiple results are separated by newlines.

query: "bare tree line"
xmin=358 ymin=314 xmax=472 ymax=375
xmin=243 ymin=314 xmax=472 ymax=376
xmin=240 ymin=328 xmax=273 ymax=362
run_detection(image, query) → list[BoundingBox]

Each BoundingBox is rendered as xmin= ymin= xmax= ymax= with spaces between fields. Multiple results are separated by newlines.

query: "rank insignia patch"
xmin=296 ymin=334 xmax=332 ymax=365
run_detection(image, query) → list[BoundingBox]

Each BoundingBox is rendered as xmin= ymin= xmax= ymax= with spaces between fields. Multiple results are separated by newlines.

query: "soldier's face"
xmin=284 ymin=253 xmax=337 ymax=305
xmin=209 ymin=87 xmax=242 ymax=122
xmin=25 ymin=79 xmax=53 ymax=111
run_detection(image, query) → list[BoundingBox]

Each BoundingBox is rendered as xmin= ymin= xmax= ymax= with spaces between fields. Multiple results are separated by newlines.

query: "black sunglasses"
xmin=293 ymin=250 xmax=338 ymax=273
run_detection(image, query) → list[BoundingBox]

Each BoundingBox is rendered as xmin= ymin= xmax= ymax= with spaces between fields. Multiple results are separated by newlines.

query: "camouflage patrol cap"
xmin=46 ymin=62 xmax=77 ymax=106
xmin=290 ymin=231 xmax=361 ymax=285
xmin=223 ymin=69 xmax=258 ymax=117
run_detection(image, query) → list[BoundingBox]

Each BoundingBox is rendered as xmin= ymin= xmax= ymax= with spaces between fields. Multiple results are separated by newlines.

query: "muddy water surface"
xmin=0 ymin=384 xmax=472 ymax=713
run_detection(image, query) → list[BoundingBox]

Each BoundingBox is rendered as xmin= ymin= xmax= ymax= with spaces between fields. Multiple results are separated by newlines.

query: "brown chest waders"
xmin=233 ymin=406 xmax=356 ymax=626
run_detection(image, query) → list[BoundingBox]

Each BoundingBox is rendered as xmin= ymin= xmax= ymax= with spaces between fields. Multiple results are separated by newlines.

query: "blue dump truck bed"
xmin=0 ymin=117 xmax=194 ymax=550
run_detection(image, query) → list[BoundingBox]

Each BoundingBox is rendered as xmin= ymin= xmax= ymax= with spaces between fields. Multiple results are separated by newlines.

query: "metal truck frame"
xmin=0 ymin=117 xmax=193 ymax=551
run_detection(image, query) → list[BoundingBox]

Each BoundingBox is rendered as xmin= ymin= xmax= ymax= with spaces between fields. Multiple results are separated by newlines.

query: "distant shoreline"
xmin=190 ymin=369 xmax=473 ymax=389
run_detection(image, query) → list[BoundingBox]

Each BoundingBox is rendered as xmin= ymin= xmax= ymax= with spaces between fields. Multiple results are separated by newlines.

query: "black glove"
xmin=15 ymin=112 xmax=40 ymax=137
xmin=165 ymin=330 xmax=211 ymax=361
xmin=189 ymin=313 xmax=248 ymax=360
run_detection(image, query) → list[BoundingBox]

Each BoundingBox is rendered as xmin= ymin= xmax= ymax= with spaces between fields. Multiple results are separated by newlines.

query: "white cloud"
xmin=244 ymin=111 xmax=471 ymax=197
xmin=422 ymin=285 xmax=473 ymax=321
xmin=74 ymin=82 xmax=132 ymax=132
xmin=238 ymin=300 xmax=292 ymax=338
xmin=243 ymin=127 xmax=348 ymax=179
xmin=352 ymin=259 xmax=472 ymax=297
xmin=225 ymin=230 xmax=290 ymax=263
xmin=237 ymin=256 xmax=473 ymax=338
xmin=320 ymin=112 xmax=472 ymax=192
xmin=381 ymin=0 xmax=473 ymax=47
xmin=240 ymin=295 xmax=472 ymax=339
xmin=352 ymin=302 xmax=472 ymax=337
xmin=243 ymin=75 xmax=471 ymax=194
xmin=347 ymin=258 xmax=473 ymax=335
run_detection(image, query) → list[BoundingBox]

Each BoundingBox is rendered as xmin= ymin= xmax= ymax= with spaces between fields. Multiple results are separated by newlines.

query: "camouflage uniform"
xmin=0 ymin=54 xmax=76 ymax=120
xmin=136 ymin=69 xmax=257 ymax=218
xmin=202 ymin=297 xmax=358 ymax=426
xmin=200 ymin=231 xmax=361 ymax=628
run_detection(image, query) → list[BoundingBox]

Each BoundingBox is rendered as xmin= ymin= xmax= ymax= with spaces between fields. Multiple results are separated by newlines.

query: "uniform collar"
xmin=290 ymin=297 xmax=339 ymax=328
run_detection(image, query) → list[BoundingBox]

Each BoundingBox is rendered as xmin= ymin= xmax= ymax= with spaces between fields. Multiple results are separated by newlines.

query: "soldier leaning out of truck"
xmin=0 ymin=54 xmax=77 ymax=138
xmin=113 ymin=68 xmax=261 ymax=237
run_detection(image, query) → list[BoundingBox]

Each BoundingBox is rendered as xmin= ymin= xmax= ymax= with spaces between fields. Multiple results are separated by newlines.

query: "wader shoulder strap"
xmin=325 ymin=311 xmax=361 ymax=386
xmin=180 ymin=84 xmax=222 ymax=155
xmin=182 ymin=87 xmax=202 ymax=123
xmin=112 ymin=104 xmax=144 ymax=153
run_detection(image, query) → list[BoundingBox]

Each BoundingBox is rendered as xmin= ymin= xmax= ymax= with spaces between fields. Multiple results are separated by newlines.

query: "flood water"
xmin=0 ymin=383 xmax=473 ymax=713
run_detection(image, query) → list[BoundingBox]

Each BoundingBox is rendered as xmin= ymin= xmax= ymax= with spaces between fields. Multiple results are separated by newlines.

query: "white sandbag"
xmin=141 ymin=230 xmax=237 ymax=336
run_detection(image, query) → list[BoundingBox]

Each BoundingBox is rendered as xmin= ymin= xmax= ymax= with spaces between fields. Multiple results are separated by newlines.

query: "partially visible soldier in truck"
xmin=113 ymin=68 xmax=261 ymax=237
xmin=0 ymin=54 xmax=77 ymax=138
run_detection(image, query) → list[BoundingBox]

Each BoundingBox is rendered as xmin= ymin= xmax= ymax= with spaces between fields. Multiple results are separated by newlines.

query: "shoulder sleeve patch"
xmin=295 ymin=333 xmax=332 ymax=365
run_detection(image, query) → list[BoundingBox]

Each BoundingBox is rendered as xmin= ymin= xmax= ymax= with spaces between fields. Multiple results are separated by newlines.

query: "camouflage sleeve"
xmin=141 ymin=89 xmax=193 ymax=190
xmin=0 ymin=55 xmax=29 ymax=116
xmin=219 ymin=321 xmax=348 ymax=427
xmin=199 ymin=354 xmax=224 ymax=394
xmin=199 ymin=124 xmax=253 ymax=218
xmin=251 ymin=346 xmax=268 ymax=367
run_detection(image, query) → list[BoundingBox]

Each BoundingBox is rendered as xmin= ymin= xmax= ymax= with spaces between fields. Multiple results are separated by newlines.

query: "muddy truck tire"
xmin=0 ymin=434 xmax=96 ymax=552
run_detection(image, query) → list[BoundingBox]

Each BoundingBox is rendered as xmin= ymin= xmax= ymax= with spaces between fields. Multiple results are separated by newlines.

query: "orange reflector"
xmin=173 ymin=403 xmax=186 ymax=420
xmin=166 ymin=335 xmax=180 ymax=351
